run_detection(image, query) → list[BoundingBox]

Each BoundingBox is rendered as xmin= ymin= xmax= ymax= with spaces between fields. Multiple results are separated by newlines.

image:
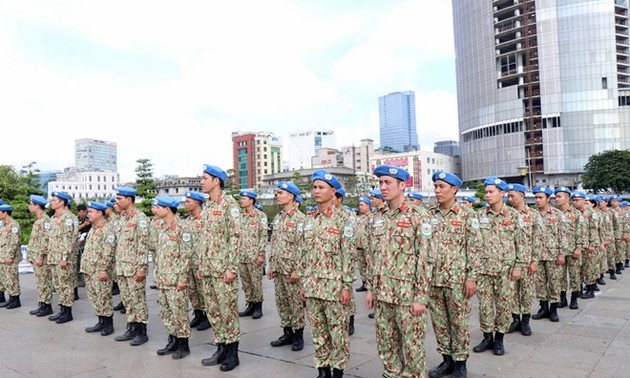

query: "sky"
xmin=0 ymin=0 xmax=458 ymax=183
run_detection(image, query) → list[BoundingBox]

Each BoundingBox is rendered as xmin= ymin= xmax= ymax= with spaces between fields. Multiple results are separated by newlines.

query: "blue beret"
xmin=153 ymin=196 xmax=179 ymax=208
xmin=432 ymin=171 xmax=463 ymax=188
xmin=612 ymin=195 xmax=622 ymax=202
xmin=295 ymin=195 xmax=303 ymax=204
xmin=373 ymin=165 xmax=410 ymax=182
xmin=461 ymin=196 xmax=477 ymax=204
xmin=0 ymin=204 xmax=12 ymax=212
xmin=335 ymin=187 xmax=346 ymax=198
xmin=29 ymin=195 xmax=48 ymax=206
xmin=0 ymin=199 xmax=3 ymax=205
xmin=342 ymin=205 xmax=352 ymax=212
xmin=239 ymin=190 xmax=257 ymax=200
xmin=369 ymin=189 xmax=382 ymax=199
xmin=532 ymin=186 xmax=553 ymax=196
xmin=621 ymin=201 xmax=628 ymax=207
xmin=554 ymin=186 xmax=571 ymax=195
xmin=358 ymin=196 xmax=371 ymax=205
xmin=105 ymin=200 xmax=115 ymax=208
xmin=507 ymin=183 xmax=528 ymax=194
xmin=605 ymin=196 xmax=614 ymax=203
xmin=311 ymin=170 xmax=342 ymax=189
xmin=586 ymin=194 xmax=597 ymax=202
xmin=109 ymin=196 xmax=117 ymax=202
xmin=408 ymin=192 xmax=424 ymax=200
xmin=484 ymin=176 xmax=509 ymax=191
xmin=571 ymin=190 xmax=587 ymax=199
xmin=185 ymin=191 xmax=205 ymax=202
xmin=51 ymin=191 xmax=72 ymax=202
xmin=115 ymin=187 xmax=137 ymax=197
xmin=203 ymin=164 xmax=227 ymax=182
xmin=481 ymin=202 xmax=489 ymax=207
xmin=306 ymin=206 xmax=315 ymax=212
xmin=277 ymin=181 xmax=300 ymax=197
xmin=595 ymin=195 xmax=605 ymax=203
xmin=254 ymin=203 xmax=264 ymax=211
xmin=88 ymin=201 xmax=107 ymax=211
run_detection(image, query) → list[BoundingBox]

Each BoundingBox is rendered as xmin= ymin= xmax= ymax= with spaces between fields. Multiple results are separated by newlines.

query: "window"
xmin=602 ymin=77 xmax=608 ymax=89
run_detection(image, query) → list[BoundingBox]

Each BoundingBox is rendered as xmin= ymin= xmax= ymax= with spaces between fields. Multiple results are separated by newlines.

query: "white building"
xmin=286 ymin=130 xmax=336 ymax=170
xmin=47 ymin=169 xmax=120 ymax=202
xmin=75 ymin=138 xmax=117 ymax=172
xmin=341 ymin=139 xmax=375 ymax=174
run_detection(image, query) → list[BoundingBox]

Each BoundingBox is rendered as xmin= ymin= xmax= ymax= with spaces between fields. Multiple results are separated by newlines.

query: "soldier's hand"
xmin=556 ymin=255 xmax=566 ymax=266
xmin=255 ymin=255 xmax=265 ymax=267
xmin=463 ymin=279 xmax=476 ymax=299
xmin=410 ymin=302 xmax=426 ymax=316
xmin=289 ymin=271 xmax=299 ymax=284
xmin=98 ymin=271 xmax=108 ymax=282
xmin=60 ymin=260 xmax=68 ymax=269
xmin=340 ymin=288 xmax=351 ymax=305
xmin=134 ymin=270 xmax=147 ymax=281
xmin=511 ymin=268 xmax=522 ymax=281
xmin=267 ymin=270 xmax=275 ymax=280
xmin=223 ymin=270 xmax=236 ymax=283
xmin=4 ymin=258 xmax=13 ymax=265
xmin=366 ymin=291 xmax=374 ymax=310
xmin=176 ymin=282 xmax=188 ymax=291
xmin=196 ymin=270 xmax=202 ymax=280
xmin=35 ymin=258 xmax=43 ymax=267
xmin=528 ymin=262 xmax=537 ymax=275
xmin=588 ymin=247 xmax=595 ymax=254
xmin=572 ymin=249 xmax=581 ymax=259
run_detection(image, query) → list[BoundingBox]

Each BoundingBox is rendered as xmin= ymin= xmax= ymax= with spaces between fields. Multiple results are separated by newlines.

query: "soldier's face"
xmin=184 ymin=198 xmax=200 ymax=212
xmin=485 ymin=186 xmax=504 ymax=206
xmin=369 ymin=197 xmax=382 ymax=207
xmin=508 ymin=191 xmax=524 ymax=207
xmin=312 ymin=180 xmax=334 ymax=204
xmin=87 ymin=208 xmax=103 ymax=223
xmin=200 ymin=173 xmax=218 ymax=194
xmin=433 ymin=181 xmax=456 ymax=204
xmin=461 ymin=201 xmax=472 ymax=208
xmin=555 ymin=192 xmax=569 ymax=207
xmin=240 ymin=196 xmax=253 ymax=208
xmin=358 ymin=202 xmax=370 ymax=214
xmin=411 ymin=199 xmax=422 ymax=205
xmin=276 ymin=190 xmax=292 ymax=206
xmin=534 ymin=193 xmax=549 ymax=209
xmin=598 ymin=201 xmax=607 ymax=210
xmin=573 ymin=198 xmax=585 ymax=211
xmin=116 ymin=195 xmax=131 ymax=211
xmin=379 ymin=176 xmax=404 ymax=201
xmin=50 ymin=197 xmax=64 ymax=211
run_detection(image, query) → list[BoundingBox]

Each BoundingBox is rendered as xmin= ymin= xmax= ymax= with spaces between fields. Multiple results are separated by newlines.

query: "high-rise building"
xmin=379 ymin=91 xmax=419 ymax=152
xmin=75 ymin=138 xmax=117 ymax=171
xmin=434 ymin=140 xmax=460 ymax=157
xmin=232 ymin=131 xmax=283 ymax=189
xmin=286 ymin=130 xmax=335 ymax=170
xmin=341 ymin=139 xmax=375 ymax=173
xmin=453 ymin=1 xmax=630 ymax=187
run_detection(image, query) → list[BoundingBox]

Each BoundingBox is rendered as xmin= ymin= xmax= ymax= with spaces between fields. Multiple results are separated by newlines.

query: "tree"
xmin=0 ymin=164 xmax=45 ymax=244
xmin=135 ymin=159 xmax=157 ymax=215
xmin=345 ymin=175 xmax=359 ymax=196
xmin=582 ymin=149 xmax=630 ymax=193
xmin=224 ymin=168 xmax=239 ymax=197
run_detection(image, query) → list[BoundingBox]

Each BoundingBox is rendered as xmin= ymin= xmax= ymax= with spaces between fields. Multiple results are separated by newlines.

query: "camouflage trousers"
xmin=202 ymin=275 xmax=240 ymax=344
xmin=614 ymin=240 xmax=625 ymax=264
xmin=34 ymin=263 xmax=53 ymax=304
xmin=535 ymin=260 xmax=561 ymax=303
xmin=557 ymin=255 xmax=582 ymax=293
xmin=511 ymin=269 xmax=535 ymax=315
xmin=478 ymin=273 xmax=514 ymax=333
xmin=356 ymin=248 xmax=368 ymax=284
xmin=187 ymin=270 xmax=205 ymax=311
xmin=428 ymin=285 xmax=471 ymax=361
xmin=239 ymin=262 xmax=263 ymax=303
xmin=375 ymin=300 xmax=426 ymax=378
xmin=85 ymin=273 xmax=113 ymax=317
xmin=52 ymin=263 xmax=75 ymax=306
xmin=306 ymin=297 xmax=350 ymax=371
xmin=606 ymin=244 xmax=617 ymax=271
xmin=274 ymin=273 xmax=305 ymax=330
xmin=118 ymin=275 xmax=149 ymax=324
xmin=581 ymin=249 xmax=601 ymax=285
xmin=0 ymin=262 xmax=19 ymax=296
xmin=158 ymin=287 xmax=191 ymax=338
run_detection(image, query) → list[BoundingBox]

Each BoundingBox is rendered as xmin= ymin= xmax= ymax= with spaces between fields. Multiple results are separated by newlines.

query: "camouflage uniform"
xmin=299 ymin=206 xmax=355 ymax=372
xmin=427 ymin=202 xmax=481 ymax=362
xmin=557 ymin=207 xmax=587 ymax=295
xmin=0 ymin=218 xmax=21 ymax=296
xmin=81 ymin=222 xmax=116 ymax=316
xmin=611 ymin=207 xmax=625 ymax=266
xmin=238 ymin=207 xmax=267 ymax=304
xmin=354 ymin=212 xmax=370 ymax=286
xmin=579 ymin=206 xmax=602 ymax=286
xmin=599 ymin=208 xmax=615 ymax=273
xmin=269 ymin=207 xmax=306 ymax=331
xmin=115 ymin=208 xmax=150 ymax=324
xmin=155 ymin=217 xmax=193 ymax=338
xmin=47 ymin=209 xmax=78 ymax=307
xmin=535 ymin=207 xmax=567 ymax=303
xmin=341 ymin=207 xmax=357 ymax=319
xmin=370 ymin=201 xmax=432 ymax=377
xmin=512 ymin=207 xmax=541 ymax=315
xmin=198 ymin=194 xmax=240 ymax=344
xmin=365 ymin=208 xmax=387 ymax=292
xmin=476 ymin=204 xmax=525 ymax=333
xmin=27 ymin=213 xmax=52 ymax=305
xmin=186 ymin=213 xmax=205 ymax=313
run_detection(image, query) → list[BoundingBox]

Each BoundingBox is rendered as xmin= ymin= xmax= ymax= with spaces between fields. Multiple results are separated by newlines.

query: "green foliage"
xmin=135 ymin=159 xmax=157 ymax=216
xmin=291 ymin=171 xmax=312 ymax=194
xmin=582 ymin=149 xmax=630 ymax=193
xmin=224 ymin=168 xmax=239 ymax=197
xmin=345 ymin=176 xmax=359 ymax=196
xmin=474 ymin=182 xmax=485 ymax=204
xmin=0 ymin=164 xmax=45 ymax=244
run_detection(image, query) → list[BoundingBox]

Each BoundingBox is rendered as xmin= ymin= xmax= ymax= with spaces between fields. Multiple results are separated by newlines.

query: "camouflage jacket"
xmin=353 ymin=213 xmax=370 ymax=251
xmin=596 ymin=208 xmax=614 ymax=244
xmin=27 ymin=213 xmax=50 ymax=262
xmin=114 ymin=208 xmax=150 ymax=276
xmin=238 ymin=208 xmax=267 ymax=263
xmin=535 ymin=206 xmax=568 ymax=261
xmin=269 ymin=207 xmax=305 ymax=275
xmin=81 ymin=222 xmax=116 ymax=276
xmin=579 ymin=206 xmax=601 ymax=250
xmin=198 ymin=194 xmax=240 ymax=277
xmin=0 ymin=218 xmax=21 ymax=261
xmin=47 ymin=210 xmax=78 ymax=265
xmin=154 ymin=217 xmax=193 ymax=287
xmin=611 ymin=208 xmax=624 ymax=241
xmin=477 ymin=203 xmax=526 ymax=275
xmin=558 ymin=206 xmax=587 ymax=255
xmin=185 ymin=213 xmax=204 ymax=268
xmin=515 ymin=206 xmax=542 ymax=264
xmin=365 ymin=208 xmax=387 ymax=290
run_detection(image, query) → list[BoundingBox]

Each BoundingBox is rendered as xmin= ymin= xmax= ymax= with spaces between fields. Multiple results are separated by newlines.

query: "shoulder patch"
xmin=560 ymin=215 xmax=567 ymax=223
xmin=11 ymin=227 xmax=18 ymax=234
xmin=230 ymin=207 xmax=240 ymax=218
xmin=106 ymin=234 xmax=116 ymax=244
xmin=592 ymin=212 xmax=598 ymax=220
xmin=470 ymin=218 xmax=480 ymax=229
xmin=537 ymin=218 xmax=544 ymax=226
xmin=296 ymin=223 xmax=303 ymax=232
xmin=44 ymin=222 xmax=51 ymax=230
xmin=518 ymin=217 xmax=526 ymax=228
xmin=421 ymin=222 xmax=432 ymax=237
xmin=343 ymin=225 xmax=354 ymax=238
xmin=65 ymin=219 xmax=73 ymax=226
xmin=138 ymin=220 xmax=148 ymax=228
xmin=73 ymin=219 xmax=79 ymax=227
xmin=182 ymin=232 xmax=192 ymax=242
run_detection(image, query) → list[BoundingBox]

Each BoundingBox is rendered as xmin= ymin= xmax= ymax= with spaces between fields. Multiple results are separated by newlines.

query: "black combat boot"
xmin=368 ymin=312 xmax=374 ymax=319
xmin=201 ymin=343 xmax=226 ymax=366
xmin=616 ymin=263 xmax=623 ymax=275
xmin=48 ymin=306 xmax=64 ymax=321
xmin=36 ymin=303 xmax=53 ymax=317
xmin=114 ymin=322 xmax=137 ymax=341
xmin=558 ymin=291 xmax=567 ymax=308
xmin=428 ymin=354 xmax=454 ymax=378
xmin=252 ymin=302 xmax=263 ymax=319
xmin=130 ymin=323 xmax=149 ymax=346
xmin=239 ymin=302 xmax=255 ymax=317
xmin=0 ymin=294 xmax=10 ymax=308
xmin=569 ymin=291 xmax=580 ymax=309
xmin=196 ymin=312 xmax=211 ymax=331
xmin=157 ymin=335 xmax=178 ymax=355
xmin=317 ymin=366 xmax=332 ymax=378
xmin=85 ymin=316 xmax=104 ymax=333
xmin=507 ymin=313 xmax=521 ymax=333
xmin=597 ymin=274 xmax=606 ymax=285
xmin=0 ymin=291 xmax=5 ymax=305
xmin=609 ymin=269 xmax=617 ymax=280
xmin=581 ymin=284 xmax=595 ymax=299
xmin=172 ymin=337 xmax=190 ymax=360
xmin=74 ymin=287 xmax=79 ymax=301
xmin=6 ymin=295 xmax=21 ymax=309
xmin=355 ymin=282 xmax=367 ymax=292
xmin=219 ymin=342 xmax=240 ymax=371
xmin=292 ymin=328 xmax=304 ymax=351
xmin=100 ymin=315 xmax=115 ymax=336
xmin=619 ymin=261 xmax=626 ymax=271
xmin=55 ymin=305 xmax=73 ymax=324
xmin=549 ymin=303 xmax=559 ymax=322
xmin=473 ymin=332 xmax=494 ymax=353
xmin=593 ymin=284 xmax=600 ymax=292
xmin=332 ymin=368 xmax=343 ymax=377
xmin=626 ymin=259 xmax=630 ymax=268
xmin=111 ymin=281 xmax=120 ymax=296
xmin=452 ymin=360 xmax=467 ymax=378
xmin=113 ymin=301 xmax=125 ymax=311
xmin=190 ymin=309 xmax=204 ymax=327
xmin=532 ymin=300 xmax=549 ymax=320
xmin=493 ymin=332 xmax=505 ymax=355
xmin=348 ymin=316 xmax=355 ymax=336
xmin=520 ymin=314 xmax=532 ymax=336
xmin=30 ymin=302 xmax=44 ymax=315
xmin=270 ymin=327 xmax=293 ymax=347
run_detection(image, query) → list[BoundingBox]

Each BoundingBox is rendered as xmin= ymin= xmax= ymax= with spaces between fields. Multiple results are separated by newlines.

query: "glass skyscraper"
xmin=379 ymin=91 xmax=419 ymax=152
xmin=453 ymin=0 xmax=630 ymax=187
xmin=74 ymin=138 xmax=117 ymax=172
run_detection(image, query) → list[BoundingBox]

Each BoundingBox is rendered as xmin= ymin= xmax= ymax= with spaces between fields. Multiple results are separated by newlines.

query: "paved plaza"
xmin=2 ymin=262 xmax=630 ymax=378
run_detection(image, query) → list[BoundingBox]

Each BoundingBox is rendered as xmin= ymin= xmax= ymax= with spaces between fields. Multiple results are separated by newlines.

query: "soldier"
xmin=572 ymin=191 xmax=601 ymax=299
xmin=26 ymin=195 xmax=53 ymax=316
xmin=472 ymin=177 xmax=525 ymax=356
xmin=610 ymin=196 xmax=627 ymax=274
xmin=460 ymin=196 xmax=476 ymax=209
xmin=81 ymin=201 xmax=116 ymax=336
xmin=148 ymin=201 xmax=162 ymax=291
xmin=0 ymin=203 xmax=22 ymax=309
xmin=105 ymin=198 xmax=123 ymax=309
xmin=365 ymin=166 xmax=432 ymax=378
xmin=408 ymin=191 xmax=424 ymax=206
xmin=506 ymin=184 xmax=541 ymax=336
xmin=623 ymin=201 xmax=630 ymax=267
xmin=354 ymin=196 xmax=371 ymax=293
xmin=183 ymin=191 xmax=211 ymax=331
xmin=113 ymin=187 xmax=150 ymax=346
xmin=366 ymin=188 xmax=386 ymax=320
xmin=300 ymin=170 xmax=354 ymax=378
xmin=267 ymin=181 xmax=307 ymax=352
xmin=153 ymin=196 xmax=194 ymax=360
xmin=554 ymin=187 xmax=586 ymax=310
xmin=197 ymin=164 xmax=241 ymax=372
xmin=333 ymin=186 xmax=357 ymax=336
xmin=237 ymin=190 xmax=267 ymax=320
xmin=597 ymin=197 xmax=616 ymax=280
xmin=427 ymin=171 xmax=481 ymax=378
xmin=47 ymin=192 xmax=78 ymax=323
xmin=531 ymin=186 xmax=566 ymax=322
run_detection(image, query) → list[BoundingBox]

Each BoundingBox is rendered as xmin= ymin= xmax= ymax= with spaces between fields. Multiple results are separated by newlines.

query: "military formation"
xmin=0 ymin=164 xmax=629 ymax=378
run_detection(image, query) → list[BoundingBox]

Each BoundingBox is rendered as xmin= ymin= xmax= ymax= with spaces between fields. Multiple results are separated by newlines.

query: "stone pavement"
xmin=1 ymin=264 xmax=630 ymax=378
